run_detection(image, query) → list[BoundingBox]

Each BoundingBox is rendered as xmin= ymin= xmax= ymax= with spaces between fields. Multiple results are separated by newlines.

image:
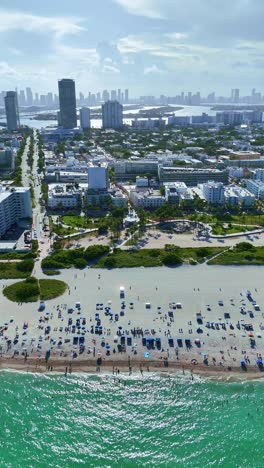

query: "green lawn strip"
xmin=0 ymin=260 xmax=34 ymax=279
xmin=42 ymin=269 xmax=61 ymax=276
xmin=39 ymin=279 xmax=67 ymax=300
xmin=211 ymin=224 xmax=259 ymax=235
xmin=61 ymin=216 xmax=92 ymax=229
xmin=93 ymin=247 xmax=225 ymax=268
xmin=3 ymin=277 xmax=67 ymax=303
xmin=208 ymin=243 xmax=264 ymax=265
xmin=41 ymin=245 xmax=110 ymax=270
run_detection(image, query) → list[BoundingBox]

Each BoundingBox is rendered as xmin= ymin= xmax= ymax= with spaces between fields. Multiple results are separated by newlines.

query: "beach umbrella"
xmin=257 ymin=333 xmax=262 ymax=338
xmin=248 ymin=333 xmax=254 ymax=337
xmin=106 ymin=344 xmax=111 ymax=349
xmin=144 ymin=352 xmax=150 ymax=358
xmin=256 ymin=358 xmax=263 ymax=364
xmin=118 ymin=326 xmax=123 ymax=330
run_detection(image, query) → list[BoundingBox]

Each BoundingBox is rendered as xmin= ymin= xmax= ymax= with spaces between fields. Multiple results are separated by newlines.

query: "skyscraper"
xmin=102 ymin=89 xmax=110 ymax=102
xmin=58 ymin=79 xmax=77 ymax=129
xmin=26 ymin=87 xmax=33 ymax=106
xmin=80 ymin=107 xmax=91 ymax=130
xmin=5 ymin=91 xmax=20 ymax=131
xmin=19 ymin=90 xmax=26 ymax=107
xmin=102 ymin=100 xmax=123 ymax=129
xmin=125 ymin=89 xmax=129 ymax=104
xmin=111 ymin=90 xmax=117 ymax=101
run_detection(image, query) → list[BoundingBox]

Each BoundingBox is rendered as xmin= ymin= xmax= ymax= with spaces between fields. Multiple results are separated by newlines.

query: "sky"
xmin=0 ymin=0 xmax=264 ymax=96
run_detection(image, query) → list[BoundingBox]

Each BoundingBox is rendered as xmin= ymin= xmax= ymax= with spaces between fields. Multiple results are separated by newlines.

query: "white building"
xmin=130 ymin=190 xmax=165 ymax=208
xmin=80 ymin=107 xmax=91 ymax=130
xmin=0 ymin=186 xmax=32 ymax=237
xmin=102 ymin=100 xmax=123 ymax=129
xmin=110 ymin=190 xmax=128 ymax=207
xmin=224 ymin=186 xmax=255 ymax=207
xmin=246 ymin=180 xmax=264 ymax=200
xmin=254 ymin=169 xmax=264 ymax=181
xmin=201 ymin=181 xmax=225 ymax=204
xmin=136 ymin=177 xmax=149 ymax=188
xmin=88 ymin=166 xmax=108 ymax=190
xmin=47 ymin=185 xmax=82 ymax=209
xmin=228 ymin=167 xmax=244 ymax=179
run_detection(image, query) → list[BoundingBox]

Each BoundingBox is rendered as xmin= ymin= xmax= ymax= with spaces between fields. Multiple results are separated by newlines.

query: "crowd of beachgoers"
xmin=1 ymin=266 xmax=264 ymax=378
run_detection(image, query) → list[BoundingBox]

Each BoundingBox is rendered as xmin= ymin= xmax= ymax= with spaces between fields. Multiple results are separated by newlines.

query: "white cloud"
xmin=115 ymin=0 xmax=164 ymax=19
xmin=0 ymin=62 xmax=20 ymax=78
xmin=144 ymin=64 xmax=164 ymax=75
xmin=102 ymin=65 xmax=120 ymax=74
xmin=0 ymin=9 xmax=85 ymax=38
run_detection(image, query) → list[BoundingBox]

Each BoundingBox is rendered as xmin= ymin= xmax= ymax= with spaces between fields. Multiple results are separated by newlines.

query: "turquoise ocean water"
xmin=0 ymin=371 xmax=263 ymax=467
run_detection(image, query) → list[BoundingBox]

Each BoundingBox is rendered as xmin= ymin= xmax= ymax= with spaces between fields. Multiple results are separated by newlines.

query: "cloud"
xmin=115 ymin=0 xmax=164 ymax=18
xmin=102 ymin=64 xmax=120 ymax=74
xmin=144 ymin=64 xmax=164 ymax=75
xmin=0 ymin=62 xmax=20 ymax=78
xmin=0 ymin=9 xmax=85 ymax=38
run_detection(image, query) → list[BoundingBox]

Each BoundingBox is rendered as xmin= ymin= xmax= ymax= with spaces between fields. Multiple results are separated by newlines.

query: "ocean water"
xmin=0 ymin=372 xmax=263 ymax=467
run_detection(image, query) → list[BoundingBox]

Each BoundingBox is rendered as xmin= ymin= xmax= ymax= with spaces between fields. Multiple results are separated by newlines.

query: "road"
xmin=21 ymin=131 xmax=51 ymax=275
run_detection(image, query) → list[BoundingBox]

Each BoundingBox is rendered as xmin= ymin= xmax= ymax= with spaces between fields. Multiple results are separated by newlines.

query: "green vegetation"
xmin=211 ymin=223 xmax=258 ymax=235
xmin=27 ymin=135 xmax=34 ymax=169
xmin=43 ymin=270 xmax=61 ymax=276
xmin=209 ymin=242 xmax=264 ymax=265
xmin=50 ymin=218 xmax=76 ymax=237
xmin=41 ymin=245 xmax=109 ymax=270
xmin=0 ymin=259 xmax=34 ymax=279
xmin=93 ymin=246 xmax=224 ymax=269
xmin=0 ymin=240 xmax=38 ymax=260
xmin=3 ymin=277 xmax=67 ymax=303
xmin=39 ymin=279 xmax=67 ymax=300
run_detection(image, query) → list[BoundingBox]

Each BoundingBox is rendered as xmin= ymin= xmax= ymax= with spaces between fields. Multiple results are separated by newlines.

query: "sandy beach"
xmin=1 ymin=264 xmax=264 ymax=379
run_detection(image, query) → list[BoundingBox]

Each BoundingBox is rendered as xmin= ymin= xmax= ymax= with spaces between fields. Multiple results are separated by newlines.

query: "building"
xmin=229 ymin=151 xmax=261 ymax=161
xmin=0 ymin=186 xmax=32 ymax=238
xmin=0 ymin=148 xmax=15 ymax=172
xmin=102 ymin=100 xmax=123 ymax=129
xmin=158 ymin=166 xmax=228 ymax=186
xmin=136 ymin=177 xmax=149 ymax=188
xmin=224 ymin=186 xmax=255 ymax=207
xmin=26 ymin=87 xmax=33 ymax=106
xmin=130 ymin=189 xmax=165 ymax=209
xmin=201 ymin=181 xmax=225 ymax=204
xmin=47 ymin=185 xmax=82 ymax=210
xmin=110 ymin=189 xmax=128 ymax=207
xmin=164 ymin=182 xmax=188 ymax=205
xmin=246 ymin=180 xmax=264 ymax=200
xmin=88 ymin=166 xmax=108 ymax=190
xmin=254 ymin=169 xmax=264 ymax=181
xmin=80 ymin=107 xmax=91 ymax=130
xmin=5 ymin=91 xmax=20 ymax=131
xmin=115 ymin=160 xmax=158 ymax=180
xmin=58 ymin=79 xmax=77 ymax=129
xmin=228 ymin=167 xmax=244 ymax=179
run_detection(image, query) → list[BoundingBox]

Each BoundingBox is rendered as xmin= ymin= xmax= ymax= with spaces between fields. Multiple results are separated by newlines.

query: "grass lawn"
xmin=3 ymin=278 xmax=67 ymax=303
xmin=93 ymin=247 xmax=225 ymax=268
xmin=209 ymin=247 xmax=264 ymax=265
xmin=211 ymin=224 xmax=259 ymax=235
xmin=208 ymin=243 xmax=264 ymax=265
xmin=62 ymin=215 xmax=95 ymax=229
xmin=39 ymin=279 xmax=67 ymax=300
xmin=0 ymin=262 xmax=33 ymax=279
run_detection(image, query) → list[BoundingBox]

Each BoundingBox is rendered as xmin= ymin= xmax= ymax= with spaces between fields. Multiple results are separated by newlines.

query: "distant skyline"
xmin=0 ymin=0 xmax=264 ymax=94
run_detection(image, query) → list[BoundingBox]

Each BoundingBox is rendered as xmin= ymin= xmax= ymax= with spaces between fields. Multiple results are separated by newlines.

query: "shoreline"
xmin=1 ymin=357 xmax=264 ymax=382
